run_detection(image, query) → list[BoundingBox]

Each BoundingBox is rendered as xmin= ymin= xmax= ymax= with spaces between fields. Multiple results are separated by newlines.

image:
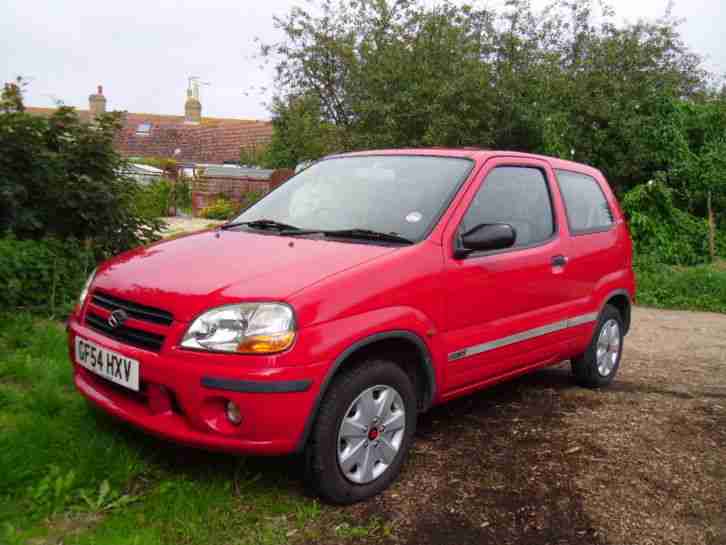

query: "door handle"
xmin=551 ymin=255 xmax=568 ymax=267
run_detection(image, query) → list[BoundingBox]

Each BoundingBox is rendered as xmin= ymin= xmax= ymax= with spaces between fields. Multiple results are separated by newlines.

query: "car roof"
xmin=327 ymin=148 xmax=603 ymax=178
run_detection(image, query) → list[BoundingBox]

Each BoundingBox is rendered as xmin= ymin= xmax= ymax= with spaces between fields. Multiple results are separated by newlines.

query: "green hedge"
xmin=635 ymin=260 xmax=726 ymax=313
xmin=0 ymin=236 xmax=95 ymax=315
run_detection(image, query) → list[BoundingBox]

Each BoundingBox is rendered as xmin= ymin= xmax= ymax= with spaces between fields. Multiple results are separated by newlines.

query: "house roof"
xmin=25 ymin=107 xmax=273 ymax=165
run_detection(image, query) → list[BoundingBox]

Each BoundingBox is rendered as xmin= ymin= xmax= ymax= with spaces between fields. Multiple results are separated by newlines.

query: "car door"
xmin=439 ymin=157 xmax=577 ymax=396
xmin=553 ymin=168 xmax=622 ymax=318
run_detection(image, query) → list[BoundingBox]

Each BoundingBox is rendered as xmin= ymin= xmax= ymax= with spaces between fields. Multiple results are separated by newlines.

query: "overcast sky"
xmin=1 ymin=0 xmax=723 ymax=120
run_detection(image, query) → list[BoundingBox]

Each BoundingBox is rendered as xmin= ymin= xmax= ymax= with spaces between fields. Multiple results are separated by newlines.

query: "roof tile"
xmin=26 ymin=107 xmax=273 ymax=164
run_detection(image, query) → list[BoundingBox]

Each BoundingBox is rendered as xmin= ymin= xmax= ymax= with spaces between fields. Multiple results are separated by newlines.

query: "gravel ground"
xmin=139 ymin=222 xmax=726 ymax=544
xmin=303 ymin=307 xmax=726 ymax=545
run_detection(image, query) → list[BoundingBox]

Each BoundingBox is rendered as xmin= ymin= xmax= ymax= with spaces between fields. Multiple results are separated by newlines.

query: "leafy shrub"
xmin=134 ymin=179 xmax=172 ymax=217
xmin=0 ymin=235 xmax=95 ymax=315
xmin=135 ymin=177 xmax=194 ymax=218
xmin=175 ymin=177 xmax=193 ymax=212
xmin=200 ymin=192 xmax=265 ymax=220
xmin=239 ymin=191 xmax=265 ymax=211
xmin=200 ymin=197 xmax=240 ymax=220
xmin=0 ymin=81 xmax=162 ymax=258
xmin=622 ymin=179 xmax=709 ymax=266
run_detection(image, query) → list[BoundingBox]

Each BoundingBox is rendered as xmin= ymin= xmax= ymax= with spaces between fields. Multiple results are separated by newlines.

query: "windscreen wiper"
xmin=220 ymin=219 xmax=301 ymax=232
xmin=282 ymin=227 xmax=413 ymax=245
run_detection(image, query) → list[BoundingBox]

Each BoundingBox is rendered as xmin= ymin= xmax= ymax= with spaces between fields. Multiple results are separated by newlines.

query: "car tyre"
xmin=305 ymin=358 xmax=417 ymax=504
xmin=571 ymin=304 xmax=624 ymax=388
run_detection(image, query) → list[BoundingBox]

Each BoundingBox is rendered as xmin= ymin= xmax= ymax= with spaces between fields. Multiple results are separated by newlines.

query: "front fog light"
xmin=226 ymin=401 xmax=242 ymax=425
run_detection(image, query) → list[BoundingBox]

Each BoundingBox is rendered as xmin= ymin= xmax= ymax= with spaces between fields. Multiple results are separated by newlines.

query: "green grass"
xmin=0 ymin=313 xmax=344 ymax=545
xmin=635 ymin=260 xmax=726 ymax=313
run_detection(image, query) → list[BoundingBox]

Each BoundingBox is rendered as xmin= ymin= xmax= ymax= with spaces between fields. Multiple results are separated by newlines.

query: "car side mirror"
xmin=455 ymin=223 xmax=516 ymax=258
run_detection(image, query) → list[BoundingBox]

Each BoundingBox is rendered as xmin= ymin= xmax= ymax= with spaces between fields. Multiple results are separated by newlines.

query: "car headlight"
xmin=78 ymin=269 xmax=96 ymax=308
xmin=181 ymin=303 xmax=296 ymax=354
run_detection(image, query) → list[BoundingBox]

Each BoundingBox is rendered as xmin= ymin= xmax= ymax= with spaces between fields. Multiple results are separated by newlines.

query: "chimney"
xmin=184 ymin=88 xmax=201 ymax=124
xmin=89 ymin=85 xmax=106 ymax=117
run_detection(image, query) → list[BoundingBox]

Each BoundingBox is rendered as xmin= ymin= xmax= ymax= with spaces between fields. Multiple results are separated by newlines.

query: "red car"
xmin=68 ymin=149 xmax=635 ymax=504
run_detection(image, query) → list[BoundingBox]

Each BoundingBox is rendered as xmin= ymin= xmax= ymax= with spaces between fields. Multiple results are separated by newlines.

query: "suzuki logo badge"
xmin=107 ymin=309 xmax=128 ymax=329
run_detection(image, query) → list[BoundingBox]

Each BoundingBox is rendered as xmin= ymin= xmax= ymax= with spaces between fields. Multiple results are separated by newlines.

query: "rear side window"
xmin=555 ymin=170 xmax=614 ymax=233
xmin=460 ymin=166 xmax=555 ymax=248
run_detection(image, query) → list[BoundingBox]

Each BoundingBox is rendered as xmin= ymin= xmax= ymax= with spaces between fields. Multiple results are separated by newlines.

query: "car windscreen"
xmin=232 ymin=155 xmax=474 ymax=242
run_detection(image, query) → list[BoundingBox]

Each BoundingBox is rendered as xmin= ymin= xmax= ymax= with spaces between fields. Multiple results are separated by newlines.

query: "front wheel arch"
xmin=295 ymin=330 xmax=435 ymax=452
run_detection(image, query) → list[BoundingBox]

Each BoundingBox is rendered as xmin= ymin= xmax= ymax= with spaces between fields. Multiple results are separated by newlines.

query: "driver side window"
xmin=460 ymin=166 xmax=555 ymax=249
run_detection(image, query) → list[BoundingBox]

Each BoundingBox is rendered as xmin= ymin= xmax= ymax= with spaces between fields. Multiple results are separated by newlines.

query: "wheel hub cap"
xmin=337 ymin=385 xmax=406 ymax=484
xmin=596 ymin=319 xmax=621 ymax=376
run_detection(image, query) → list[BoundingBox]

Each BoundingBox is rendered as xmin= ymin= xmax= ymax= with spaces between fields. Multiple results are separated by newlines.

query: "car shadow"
xmin=88 ymin=363 xmax=596 ymax=508
xmin=417 ymin=364 xmax=583 ymax=435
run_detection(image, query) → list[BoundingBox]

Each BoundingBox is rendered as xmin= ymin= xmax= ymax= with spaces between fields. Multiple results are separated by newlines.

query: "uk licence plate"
xmin=75 ymin=336 xmax=140 ymax=391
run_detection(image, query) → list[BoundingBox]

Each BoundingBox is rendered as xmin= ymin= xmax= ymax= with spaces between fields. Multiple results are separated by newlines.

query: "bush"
xmin=622 ymin=179 xmax=710 ymax=266
xmin=0 ymin=80 xmax=162 ymax=259
xmin=0 ymin=235 xmax=95 ymax=315
xmin=134 ymin=179 xmax=172 ymax=217
xmin=200 ymin=197 xmax=240 ymax=220
xmin=134 ymin=178 xmax=193 ymax=218
xmin=200 ymin=192 xmax=265 ymax=220
xmin=239 ymin=191 xmax=264 ymax=211
xmin=175 ymin=177 xmax=193 ymax=213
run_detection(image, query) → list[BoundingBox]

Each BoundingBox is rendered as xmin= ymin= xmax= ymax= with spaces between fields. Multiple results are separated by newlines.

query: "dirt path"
xmin=306 ymin=307 xmax=726 ymax=545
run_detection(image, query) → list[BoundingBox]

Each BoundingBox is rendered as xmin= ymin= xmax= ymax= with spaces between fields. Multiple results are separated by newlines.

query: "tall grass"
xmin=0 ymin=313 xmax=326 ymax=545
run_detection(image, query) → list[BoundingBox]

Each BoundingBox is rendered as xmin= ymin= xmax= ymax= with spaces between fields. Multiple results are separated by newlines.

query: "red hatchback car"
xmin=68 ymin=149 xmax=635 ymax=503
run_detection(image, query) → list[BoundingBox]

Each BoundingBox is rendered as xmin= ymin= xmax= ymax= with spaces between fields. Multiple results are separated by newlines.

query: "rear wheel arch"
xmin=296 ymin=330 xmax=436 ymax=452
xmin=601 ymin=289 xmax=631 ymax=334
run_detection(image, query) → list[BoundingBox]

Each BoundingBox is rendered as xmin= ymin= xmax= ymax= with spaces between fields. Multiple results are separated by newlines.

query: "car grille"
xmin=85 ymin=312 xmax=166 ymax=352
xmin=91 ymin=291 xmax=174 ymax=326
xmin=85 ymin=291 xmax=172 ymax=352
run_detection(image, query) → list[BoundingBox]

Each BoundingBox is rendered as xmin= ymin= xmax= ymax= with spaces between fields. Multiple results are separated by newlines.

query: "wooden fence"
xmin=191 ymin=169 xmax=294 ymax=216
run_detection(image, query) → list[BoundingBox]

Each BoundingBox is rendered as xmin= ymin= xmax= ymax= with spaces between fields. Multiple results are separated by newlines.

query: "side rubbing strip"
xmin=566 ymin=312 xmax=598 ymax=328
xmin=448 ymin=312 xmax=598 ymax=362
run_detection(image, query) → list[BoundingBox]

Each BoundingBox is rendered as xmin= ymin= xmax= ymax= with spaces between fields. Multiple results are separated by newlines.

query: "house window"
xmin=136 ymin=123 xmax=151 ymax=136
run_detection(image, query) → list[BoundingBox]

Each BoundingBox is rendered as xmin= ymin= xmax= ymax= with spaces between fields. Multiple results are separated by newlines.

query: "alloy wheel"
xmin=596 ymin=319 xmax=621 ymax=376
xmin=337 ymin=385 xmax=406 ymax=484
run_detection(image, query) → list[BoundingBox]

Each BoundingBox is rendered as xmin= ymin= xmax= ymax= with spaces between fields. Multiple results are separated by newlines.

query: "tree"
xmin=699 ymin=138 xmax=726 ymax=259
xmin=261 ymin=93 xmax=345 ymax=168
xmin=674 ymin=99 xmax=726 ymax=260
xmin=260 ymin=0 xmax=709 ymax=193
xmin=631 ymin=95 xmax=726 ymax=261
xmin=0 ymin=79 xmax=162 ymax=257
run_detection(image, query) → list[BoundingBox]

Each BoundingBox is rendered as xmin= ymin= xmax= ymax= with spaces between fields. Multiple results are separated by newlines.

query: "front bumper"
xmin=68 ymin=315 xmax=328 ymax=455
